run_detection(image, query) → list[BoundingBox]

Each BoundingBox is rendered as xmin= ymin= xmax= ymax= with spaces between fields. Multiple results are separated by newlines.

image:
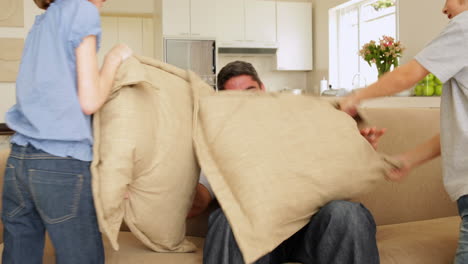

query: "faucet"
xmin=352 ymin=73 xmax=367 ymax=90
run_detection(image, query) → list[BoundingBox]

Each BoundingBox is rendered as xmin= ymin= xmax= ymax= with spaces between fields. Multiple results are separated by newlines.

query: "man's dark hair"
xmin=34 ymin=0 xmax=55 ymax=10
xmin=217 ymin=61 xmax=263 ymax=90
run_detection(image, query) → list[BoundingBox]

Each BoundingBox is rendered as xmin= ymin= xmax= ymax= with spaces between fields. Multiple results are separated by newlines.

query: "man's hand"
xmin=360 ymin=127 xmax=386 ymax=150
xmin=187 ymin=183 xmax=213 ymax=219
xmin=385 ymin=155 xmax=412 ymax=182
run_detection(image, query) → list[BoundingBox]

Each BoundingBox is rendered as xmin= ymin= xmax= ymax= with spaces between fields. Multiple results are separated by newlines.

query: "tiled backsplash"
xmin=218 ymin=55 xmax=308 ymax=92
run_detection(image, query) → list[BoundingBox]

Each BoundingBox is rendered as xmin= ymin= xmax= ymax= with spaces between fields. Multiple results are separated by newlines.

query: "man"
xmin=189 ymin=61 xmax=383 ymax=264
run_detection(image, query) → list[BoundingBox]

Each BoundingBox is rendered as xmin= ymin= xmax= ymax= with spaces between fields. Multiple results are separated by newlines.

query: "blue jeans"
xmin=455 ymin=195 xmax=468 ymax=264
xmin=2 ymin=144 xmax=104 ymax=264
xmin=204 ymin=200 xmax=379 ymax=264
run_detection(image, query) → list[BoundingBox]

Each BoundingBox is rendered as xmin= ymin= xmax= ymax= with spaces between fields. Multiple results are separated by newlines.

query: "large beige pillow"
xmin=191 ymin=73 xmax=393 ymax=263
xmin=91 ymin=57 xmax=210 ymax=252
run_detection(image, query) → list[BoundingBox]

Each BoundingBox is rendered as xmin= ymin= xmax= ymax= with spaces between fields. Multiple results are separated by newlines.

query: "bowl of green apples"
xmin=413 ymin=73 xmax=443 ymax=96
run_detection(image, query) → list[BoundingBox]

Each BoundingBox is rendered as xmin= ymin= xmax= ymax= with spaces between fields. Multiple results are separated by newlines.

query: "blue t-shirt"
xmin=6 ymin=0 xmax=101 ymax=161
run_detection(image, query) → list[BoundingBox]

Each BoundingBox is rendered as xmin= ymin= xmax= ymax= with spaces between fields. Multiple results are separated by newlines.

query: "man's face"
xmin=443 ymin=0 xmax=468 ymax=19
xmin=223 ymin=75 xmax=266 ymax=91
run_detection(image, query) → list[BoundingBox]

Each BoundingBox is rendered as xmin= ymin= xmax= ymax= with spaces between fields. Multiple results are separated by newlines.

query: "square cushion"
xmin=91 ymin=57 xmax=211 ymax=253
xmin=190 ymin=73 xmax=394 ymax=263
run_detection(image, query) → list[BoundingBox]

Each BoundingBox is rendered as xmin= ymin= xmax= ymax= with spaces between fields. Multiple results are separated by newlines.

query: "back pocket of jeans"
xmin=3 ymin=164 xmax=25 ymax=218
xmin=29 ymin=169 xmax=83 ymax=224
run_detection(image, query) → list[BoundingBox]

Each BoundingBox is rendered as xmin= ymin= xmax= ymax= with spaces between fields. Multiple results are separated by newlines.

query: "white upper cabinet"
xmin=245 ymin=0 xmax=276 ymax=44
xmin=217 ymin=0 xmax=277 ymax=47
xmin=163 ymin=0 xmax=216 ymax=38
xmin=191 ymin=0 xmax=217 ymax=38
xmin=276 ymin=1 xmax=313 ymax=71
xmin=163 ymin=0 xmax=190 ymax=36
xmin=100 ymin=16 xmax=154 ymax=64
xmin=216 ymin=0 xmax=244 ymax=44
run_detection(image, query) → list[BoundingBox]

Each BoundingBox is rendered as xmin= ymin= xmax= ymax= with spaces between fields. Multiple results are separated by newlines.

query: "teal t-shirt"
xmin=6 ymin=0 xmax=101 ymax=161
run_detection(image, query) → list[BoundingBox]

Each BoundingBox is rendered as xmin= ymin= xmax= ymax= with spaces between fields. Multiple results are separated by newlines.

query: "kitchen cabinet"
xmin=276 ymin=1 xmax=313 ymax=71
xmin=163 ymin=0 xmax=216 ymax=38
xmin=216 ymin=0 xmax=276 ymax=47
xmin=162 ymin=0 xmax=190 ymax=37
xmin=99 ymin=16 xmax=154 ymax=65
xmin=245 ymin=0 xmax=276 ymax=44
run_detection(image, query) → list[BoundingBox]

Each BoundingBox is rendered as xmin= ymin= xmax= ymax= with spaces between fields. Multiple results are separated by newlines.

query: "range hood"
xmin=218 ymin=47 xmax=277 ymax=55
xmin=217 ymin=41 xmax=278 ymax=55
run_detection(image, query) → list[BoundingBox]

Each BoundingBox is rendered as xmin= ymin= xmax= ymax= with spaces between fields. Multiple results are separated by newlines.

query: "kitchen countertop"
xmin=320 ymin=96 xmax=440 ymax=108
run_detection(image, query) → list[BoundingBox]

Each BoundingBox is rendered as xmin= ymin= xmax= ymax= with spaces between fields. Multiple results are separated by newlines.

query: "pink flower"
xmin=359 ymin=35 xmax=405 ymax=75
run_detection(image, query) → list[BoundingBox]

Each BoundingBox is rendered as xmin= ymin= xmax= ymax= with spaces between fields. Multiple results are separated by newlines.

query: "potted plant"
xmin=371 ymin=0 xmax=396 ymax=11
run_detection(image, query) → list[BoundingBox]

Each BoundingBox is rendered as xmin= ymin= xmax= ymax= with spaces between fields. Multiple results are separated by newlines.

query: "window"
xmin=329 ymin=0 xmax=398 ymax=91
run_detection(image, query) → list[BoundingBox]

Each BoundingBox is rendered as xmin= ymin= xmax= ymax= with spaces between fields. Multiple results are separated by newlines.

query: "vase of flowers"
xmin=359 ymin=35 xmax=405 ymax=78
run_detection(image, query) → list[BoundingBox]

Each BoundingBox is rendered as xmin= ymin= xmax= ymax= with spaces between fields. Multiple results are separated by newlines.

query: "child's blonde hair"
xmin=34 ymin=0 xmax=55 ymax=10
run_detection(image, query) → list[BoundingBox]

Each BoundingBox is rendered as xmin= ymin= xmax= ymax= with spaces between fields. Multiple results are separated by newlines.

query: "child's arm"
xmin=386 ymin=134 xmax=441 ymax=182
xmin=76 ymin=35 xmax=133 ymax=115
xmin=340 ymin=59 xmax=430 ymax=117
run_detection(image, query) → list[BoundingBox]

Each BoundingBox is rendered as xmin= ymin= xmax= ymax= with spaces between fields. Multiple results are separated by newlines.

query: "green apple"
xmin=435 ymin=85 xmax=443 ymax=96
xmin=414 ymin=85 xmax=424 ymax=96
xmin=422 ymin=85 xmax=434 ymax=96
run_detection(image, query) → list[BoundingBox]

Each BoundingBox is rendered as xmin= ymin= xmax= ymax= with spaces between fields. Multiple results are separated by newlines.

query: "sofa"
xmin=0 ymin=107 xmax=460 ymax=264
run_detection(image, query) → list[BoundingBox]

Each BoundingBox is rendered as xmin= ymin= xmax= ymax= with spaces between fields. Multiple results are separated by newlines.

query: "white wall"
xmin=309 ymin=0 xmax=447 ymax=94
xmin=0 ymin=0 xmax=42 ymax=123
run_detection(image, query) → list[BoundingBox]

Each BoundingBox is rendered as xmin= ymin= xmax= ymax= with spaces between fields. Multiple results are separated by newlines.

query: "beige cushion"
xmin=354 ymin=108 xmax=458 ymax=225
xmin=191 ymin=74 xmax=393 ymax=263
xmin=0 ymin=232 xmax=203 ymax=264
xmin=377 ymin=216 xmax=459 ymax=264
xmin=91 ymin=57 xmax=210 ymax=252
xmin=105 ymin=233 xmax=204 ymax=264
xmin=1 ymin=217 xmax=458 ymax=264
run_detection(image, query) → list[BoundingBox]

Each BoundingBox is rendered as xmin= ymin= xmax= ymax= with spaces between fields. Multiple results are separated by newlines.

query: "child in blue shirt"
xmin=340 ymin=0 xmax=468 ymax=263
xmin=2 ymin=0 xmax=132 ymax=263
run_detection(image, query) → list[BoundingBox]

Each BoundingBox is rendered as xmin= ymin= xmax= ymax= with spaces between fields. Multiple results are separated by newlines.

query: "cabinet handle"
xmin=179 ymin=33 xmax=190 ymax=35
xmin=192 ymin=33 xmax=201 ymax=36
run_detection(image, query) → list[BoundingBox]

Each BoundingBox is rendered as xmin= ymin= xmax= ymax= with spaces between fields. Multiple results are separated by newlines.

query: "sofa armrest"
xmin=0 ymin=148 xmax=11 ymax=244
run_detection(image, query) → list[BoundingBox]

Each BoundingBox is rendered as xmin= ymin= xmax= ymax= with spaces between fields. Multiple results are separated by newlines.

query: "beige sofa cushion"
xmin=104 ymin=233 xmax=204 ymax=264
xmin=377 ymin=216 xmax=459 ymax=264
xmin=0 ymin=217 xmax=459 ymax=264
xmin=0 ymin=232 xmax=204 ymax=264
xmin=191 ymin=75 xmax=393 ymax=263
xmin=91 ymin=57 xmax=210 ymax=253
xmin=354 ymin=108 xmax=457 ymax=225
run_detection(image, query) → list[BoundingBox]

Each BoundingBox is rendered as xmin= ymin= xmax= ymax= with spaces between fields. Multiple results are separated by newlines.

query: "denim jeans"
xmin=455 ymin=195 xmax=468 ymax=264
xmin=2 ymin=144 xmax=104 ymax=264
xmin=203 ymin=200 xmax=379 ymax=264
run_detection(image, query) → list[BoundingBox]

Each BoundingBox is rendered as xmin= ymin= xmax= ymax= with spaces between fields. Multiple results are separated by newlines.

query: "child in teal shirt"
xmin=3 ymin=0 xmax=132 ymax=262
